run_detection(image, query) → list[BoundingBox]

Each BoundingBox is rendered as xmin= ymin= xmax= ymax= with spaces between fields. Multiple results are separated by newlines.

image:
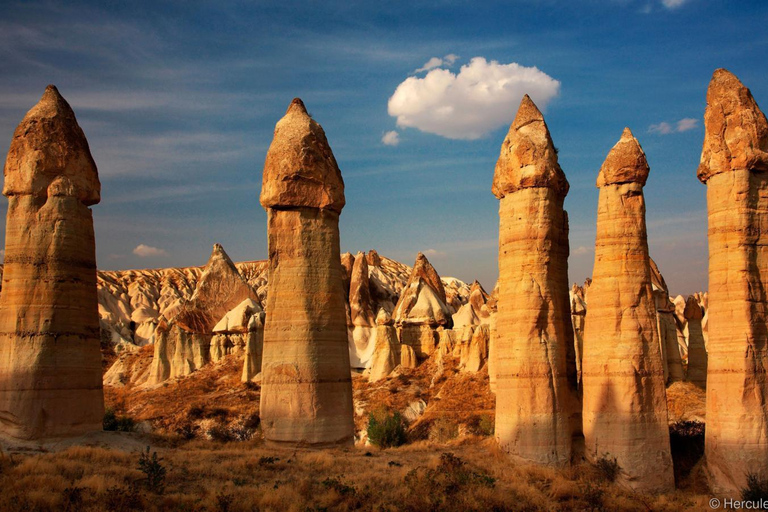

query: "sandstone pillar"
xmin=684 ymin=296 xmax=707 ymax=388
xmin=581 ymin=128 xmax=674 ymax=492
xmin=698 ymin=69 xmax=768 ymax=494
xmin=259 ymin=98 xmax=353 ymax=446
xmin=0 ymin=85 xmax=103 ymax=439
xmin=493 ymin=95 xmax=579 ymax=466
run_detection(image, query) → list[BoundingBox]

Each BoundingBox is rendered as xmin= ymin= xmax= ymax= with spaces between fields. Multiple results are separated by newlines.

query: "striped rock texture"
xmin=698 ymin=69 xmax=768 ymax=494
xmin=0 ymin=86 xmax=103 ymax=439
xmin=259 ymin=99 xmax=354 ymax=446
xmin=581 ymin=128 xmax=674 ymax=492
xmin=493 ymin=95 xmax=580 ymax=466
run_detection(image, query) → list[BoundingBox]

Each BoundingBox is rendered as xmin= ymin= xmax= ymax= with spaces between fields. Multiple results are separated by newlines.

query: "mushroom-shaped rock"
xmin=259 ymin=98 xmax=353 ymax=446
xmin=493 ymin=95 xmax=579 ymax=467
xmin=0 ymin=86 xmax=103 ymax=439
xmin=684 ymin=296 xmax=707 ymax=388
xmin=698 ymin=69 xmax=768 ymax=495
xmin=581 ymin=129 xmax=674 ymax=492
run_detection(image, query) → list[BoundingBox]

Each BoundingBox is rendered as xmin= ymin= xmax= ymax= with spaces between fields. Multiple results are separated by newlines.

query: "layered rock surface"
xmin=698 ymin=69 xmax=768 ymax=494
xmin=492 ymin=96 xmax=579 ymax=466
xmin=0 ymin=85 xmax=104 ymax=439
xmin=259 ymin=99 xmax=354 ymax=446
xmin=581 ymin=128 xmax=674 ymax=492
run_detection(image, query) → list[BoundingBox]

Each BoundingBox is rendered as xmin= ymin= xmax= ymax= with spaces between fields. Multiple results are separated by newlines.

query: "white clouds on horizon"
xmin=389 ymin=57 xmax=560 ymax=140
xmin=133 ymin=244 xmax=169 ymax=258
xmin=423 ymin=248 xmax=446 ymax=258
xmin=648 ymin=117 xmax=698 ymax=135
xmin=381 ymin=130 xmax=400 ymax=146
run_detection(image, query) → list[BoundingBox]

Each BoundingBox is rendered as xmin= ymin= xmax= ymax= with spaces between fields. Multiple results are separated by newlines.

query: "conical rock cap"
xmin=597 ymin=128 xmax=649 ymax=187
xmin=492 ymin=95 xmax=569 ymax=199
xmin=3 ymin=85 xmax=100 ymax=205
xmin=698 ymin=68 xmax=768 ymax=182
xmin=260 ymin=98 xmax=345 ymax=213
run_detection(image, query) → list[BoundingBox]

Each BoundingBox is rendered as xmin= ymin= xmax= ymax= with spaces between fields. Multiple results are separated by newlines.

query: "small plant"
xmin=215 ymin=492 xmax=235 ymax=512
xmin=367 ymin=410 xmax=407 ymax=448
xmin=595 ymin=453 xmax=621 ymax=483
xmin=104 ymin=485 xmax=144 ymax=511
xmin=742 ymin=472 xmax=768 ymax=502
xmin=62 ymin=486 xmax=84 ymax=512
xmin=103 ymin=408 xmax=136 ymax=432
xmin=477 ymin=414 xmax=495 ymax=436
xmin=259 ymin=456 xmax=279 ymax=466
xmin=581 ymin=481 xmax=606 ymax=511
xmin=322 ymin=476 xmax=357 ymax=496
xmin=138 ymin=446 xmax=166 ymax=494
xmin=175 ymin=423 xmax=198 ymax=440
xmin=428 ymin=418 xmax=459 ymax=443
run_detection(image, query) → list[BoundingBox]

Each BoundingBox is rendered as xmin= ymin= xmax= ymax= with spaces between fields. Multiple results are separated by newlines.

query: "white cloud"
xmin=389 ymin=57 xmax=561 ymax=140
xmin=572 ymin=246 xmax=592 ymax=256
xmin=133 ymin=244 xmax=168 ymax=257
xmin=415 ymin=57 xmax=444 ymax=73
xmin=661 ymin=0 xmax=688 ymax=9
xmin=649 ymin=121 xmax=674 ymax=134
xmin=381 ymin=130 xmax=400 ymax=146
xmin=443 ymin=54 xmax=459 ymax=66
xmin=423 ymin=249 xmax=446 ymax=258
xmin=676 ymin=117 xmax=698 ymax=132
xmin=649 ymin=117 xmax=698 ymax=135
xmin=414 ymin=54 xmax=461 ymax=74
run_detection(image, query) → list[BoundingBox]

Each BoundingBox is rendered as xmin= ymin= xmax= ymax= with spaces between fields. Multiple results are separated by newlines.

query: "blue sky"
xmin=0 ymin=0 xmax=766 ymax=294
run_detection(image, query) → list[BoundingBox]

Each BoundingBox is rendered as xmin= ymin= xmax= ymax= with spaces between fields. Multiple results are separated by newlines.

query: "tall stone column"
xmin=0 ymin=85 xmax=103 ymax=439
xmin=493 ymin=95 xmax=579 ymax=466
xmin=581 ymin=128 xmax=674 ymax=492
xmin=684 ymin=296 xmax=707 ymax=388
xmin=698 ymin=69 xmax=768 ymax=494
xmin=259 ymin=98 xmax=354 ymax=446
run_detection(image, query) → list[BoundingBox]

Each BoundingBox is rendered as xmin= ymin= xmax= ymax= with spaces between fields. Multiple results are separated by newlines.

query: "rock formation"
xmin=393 ymin=253 xmax=452 ymax=359
xmin=650 ymin=259 xmax=684 ymax=384
xmin=147 ymin=244 xmax=257 ymax=385
xmin=463 ymin=324 xmax=489 ymax=373
xmin=0 ymin=85 xmax=104 ymax=439
xmin=452 ymin=280 xmax=492 ymax=328
xmin=368 ymin=310 xmax=399 ymax=382
xmin=492 ymin=95 xmax=579 ymax=466
xmin=569 ymin=284 xmax=587 ymax=385
xmin=581 ymin=128 xmax=674 ymax=492
xmin=683 ymin=296 xmax=707 ymax=388
xmin=698 ymin=69 xmax=768 ymax=493
xmin=349 ymin=252 xmax=377 ymax=368
xmin=672 ymin=295 xmax=689 ymax=363
xmin=259 ymin=98 xmax=354 ymax=446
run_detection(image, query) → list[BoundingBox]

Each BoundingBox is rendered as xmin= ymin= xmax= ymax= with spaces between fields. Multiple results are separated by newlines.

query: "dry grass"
xmin=0 ymin=436 xmax=710 ymax=512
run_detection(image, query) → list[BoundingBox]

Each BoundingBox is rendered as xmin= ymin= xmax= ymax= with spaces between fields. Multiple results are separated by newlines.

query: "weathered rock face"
xmin=348 ymin=252 xmax=377 ymax=368
xmin=650 ymin=259 xmax=684 ymax=384
xmin=493 ymin=95 xmax=579 ymax=466
xmin=259 ymin=98 xmax=354 ymax=446
xmin=0 ymin=86 xmax=103 ymax=439
xmin=581 ymin=128 xmax=674 ymax=492
xmin=452 ymin=280 xmax=492 ymax=328
xmin=698 ymin=69 xmax=768 ymax=494
xmin=393 ymin=254 xmax=452 ymax=361
xmin=146 ymin=244 xmax=257 ymax=385
xmin=684 ymin=296 xmax=707 ymax=388
xmin=368 ymin=310 xmax=400 ymax=382
xmin=463 ymin=324 xmax=489 ymax=373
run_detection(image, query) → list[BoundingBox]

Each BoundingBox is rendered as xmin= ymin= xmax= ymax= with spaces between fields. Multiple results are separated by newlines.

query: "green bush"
xmin=138 ymin=446 xmax=166 ymax=494
xmin=103 ymin=408 xmax=136 ymax=432
xmin=367 ymin=410 xmax=407 ymax=448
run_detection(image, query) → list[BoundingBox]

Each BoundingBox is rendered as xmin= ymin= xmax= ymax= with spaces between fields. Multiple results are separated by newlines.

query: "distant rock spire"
xmin=596 ymin=127 xmax=650 ymax=186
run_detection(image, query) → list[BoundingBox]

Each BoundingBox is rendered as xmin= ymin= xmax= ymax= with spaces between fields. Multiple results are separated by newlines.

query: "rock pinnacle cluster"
xmin=492 ymin=95 xmax=579 ymax=466
xmin=259 ymin=98 xmax=354 ymax=446
xmin=581 ymin=128 xmax=674 ymax=492
xmin=0 ymin=86 xmax=104 ymax=439
xmin=698 ymin=69 xmax=768 ymax=494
